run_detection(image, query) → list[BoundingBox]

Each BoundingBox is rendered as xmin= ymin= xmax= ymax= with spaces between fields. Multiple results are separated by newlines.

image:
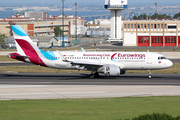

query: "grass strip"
xmin=0 ymin=96 xmax=180 ymax=120
xmin=0 ymin=56 xmax=16 ymax=62
xmin=0 ymin=63 xmax=180 ymax=74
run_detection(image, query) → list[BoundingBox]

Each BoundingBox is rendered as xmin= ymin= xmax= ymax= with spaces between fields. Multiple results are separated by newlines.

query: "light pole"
xmin=61 ymin=0 xmax=65 ymax=47
xmin=131 ymin=11 xmax=135 ymax=20
xmin=154 ymin=2 xmax=158 ymax=19
xmin=46 ymin=12 xmax=48 ymax=36
xmin=74 ymin=2 xmax=78 ymax=40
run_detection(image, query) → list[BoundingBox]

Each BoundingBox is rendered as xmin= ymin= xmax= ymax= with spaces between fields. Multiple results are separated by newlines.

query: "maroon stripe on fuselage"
xmin=15 ymin=39 xmax=47 ymax=67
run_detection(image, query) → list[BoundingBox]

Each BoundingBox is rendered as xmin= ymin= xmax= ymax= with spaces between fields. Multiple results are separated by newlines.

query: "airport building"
xmin=123 ymin=20 xmax=180 ymax=46
xmin=0 ymin=14 xmax=85 ymax=37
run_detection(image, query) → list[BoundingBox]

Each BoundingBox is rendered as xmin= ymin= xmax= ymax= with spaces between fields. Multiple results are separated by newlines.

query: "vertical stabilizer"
xmin=11 ymin=25 xmax=46 ymax=66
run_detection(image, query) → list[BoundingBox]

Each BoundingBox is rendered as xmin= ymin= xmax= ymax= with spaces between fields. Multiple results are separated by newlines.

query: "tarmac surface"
xmin=0 ymin=73 xmax=180 ymax=85
xmin=0 ymin=73 xmax=180 ymax=100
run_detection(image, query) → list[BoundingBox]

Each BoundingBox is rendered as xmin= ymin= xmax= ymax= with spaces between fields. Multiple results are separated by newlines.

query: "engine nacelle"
xmin=104 ymin=66 xmax=121 ymax=76
xmin=120 ymin=69 xmax=126 ymax=75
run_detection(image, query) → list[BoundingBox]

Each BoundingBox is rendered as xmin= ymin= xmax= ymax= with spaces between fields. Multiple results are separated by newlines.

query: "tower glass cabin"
xmin=104 ymin=0 xmax=127 ymax=41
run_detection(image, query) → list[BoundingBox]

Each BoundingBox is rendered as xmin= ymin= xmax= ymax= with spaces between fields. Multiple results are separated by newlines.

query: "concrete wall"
xmin=123 ymin=32 xmax=137 ymax=46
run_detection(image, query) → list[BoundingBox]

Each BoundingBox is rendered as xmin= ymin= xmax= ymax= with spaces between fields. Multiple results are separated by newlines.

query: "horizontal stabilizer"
xmin=8 ymin=53 xmax=29 ymax=62
xmin=9 ymin=53 xmax=29 ymax=59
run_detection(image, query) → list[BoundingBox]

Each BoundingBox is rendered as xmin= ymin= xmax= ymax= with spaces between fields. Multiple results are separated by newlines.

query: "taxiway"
xmin=0 ymin=73 xmax=180 ymax=100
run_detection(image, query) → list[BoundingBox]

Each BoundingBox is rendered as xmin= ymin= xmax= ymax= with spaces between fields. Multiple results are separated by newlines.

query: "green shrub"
xmin=130 ymin=113 xmax=179 ymax=120
xmin=174 ymin=116 xmax=180 ymax=120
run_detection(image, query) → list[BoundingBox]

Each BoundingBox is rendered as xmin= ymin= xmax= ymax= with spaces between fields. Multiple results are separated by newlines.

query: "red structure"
xmin=138 ymin=36 xmax=150 ymax=46
xmin=165 ymin=36 xmax=176 ymax=46
xmin=137 ymin=36 xmax=179 ymax=46
xmin=151 ymin=36 xmax=163 ymax=46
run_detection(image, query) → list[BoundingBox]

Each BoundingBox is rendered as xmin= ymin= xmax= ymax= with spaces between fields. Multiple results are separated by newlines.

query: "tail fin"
xmin=11 ymin=25 xmax=39 ymax=55
xmin=11 ymin=25 xmax=46 ymax=66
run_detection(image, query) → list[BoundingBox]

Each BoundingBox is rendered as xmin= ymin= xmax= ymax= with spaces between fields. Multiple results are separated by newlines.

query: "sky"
xmin=1 ymin=0 xmax=180 ymax=6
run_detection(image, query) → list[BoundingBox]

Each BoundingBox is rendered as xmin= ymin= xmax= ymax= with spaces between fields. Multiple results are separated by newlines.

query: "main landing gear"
xmin=89 ymin=71 xmax=99 ymax=78
xmin=148 ymin=70 xmax=152 ymax=79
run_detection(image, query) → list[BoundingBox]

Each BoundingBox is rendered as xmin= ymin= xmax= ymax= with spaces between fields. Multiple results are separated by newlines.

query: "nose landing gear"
xmin=148 ymin=70 xmax=152 ymax=79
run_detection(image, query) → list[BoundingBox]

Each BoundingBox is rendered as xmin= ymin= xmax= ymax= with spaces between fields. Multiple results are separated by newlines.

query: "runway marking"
xmin=0 ymin=91 xmax=106 ymax=96
xmin=0 ymin=85 xmax=47 ymax=88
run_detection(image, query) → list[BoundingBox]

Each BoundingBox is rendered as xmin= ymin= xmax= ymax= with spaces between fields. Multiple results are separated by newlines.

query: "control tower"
xmin=104 ymin=0 xmax=127 ymax=41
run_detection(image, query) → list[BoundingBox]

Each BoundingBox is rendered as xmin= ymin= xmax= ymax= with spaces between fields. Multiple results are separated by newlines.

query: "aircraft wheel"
xmin=94 ymin=72 xmax=99 ymax=78
xmin=89 ymin=74 xmax=95 ymax=79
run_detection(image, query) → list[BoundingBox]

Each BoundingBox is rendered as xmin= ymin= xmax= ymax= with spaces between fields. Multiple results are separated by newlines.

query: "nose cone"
xmin=167 ymin=60 xmax=173 ymax=68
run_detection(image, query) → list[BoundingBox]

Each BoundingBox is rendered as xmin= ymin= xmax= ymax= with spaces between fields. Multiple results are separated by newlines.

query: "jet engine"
xmin=104 ymin=66 xmax=122 ymax=76
xmin=120 ymin=69 xmax=126 ymax=75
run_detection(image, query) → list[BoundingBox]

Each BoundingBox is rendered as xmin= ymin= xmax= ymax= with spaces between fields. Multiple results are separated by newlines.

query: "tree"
xmin=133 ymin=16 xmax=138 ymax=19
xmin=133 ymin=14 xmax=148 ymax=19
xmin=0 ymin=33 xmax=7 ymax=49
xmin=173 ymin=12 xmax=180 ymax=19
xmin=149 ymin=13 xmax=172 ymax=19
xmin=54 ymin=26 xmax=63 ymax=37
xmin=133 ymin=13 xmax=172 ymax=20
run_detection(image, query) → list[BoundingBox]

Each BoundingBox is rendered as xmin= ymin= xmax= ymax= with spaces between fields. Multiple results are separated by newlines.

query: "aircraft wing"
xmin=71 ymin=60 xmax=104 ymax=66
xmin=70 ymin=60 xmax=104 ymax=71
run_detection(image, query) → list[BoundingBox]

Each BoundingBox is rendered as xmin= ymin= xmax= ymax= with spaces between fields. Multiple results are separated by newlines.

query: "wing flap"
xmin=71 ymin=60 xmax=104 ymax=66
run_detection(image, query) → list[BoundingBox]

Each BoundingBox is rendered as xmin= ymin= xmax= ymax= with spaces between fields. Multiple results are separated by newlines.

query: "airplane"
xmin=8 ymin=25 xmax=173 ymax=79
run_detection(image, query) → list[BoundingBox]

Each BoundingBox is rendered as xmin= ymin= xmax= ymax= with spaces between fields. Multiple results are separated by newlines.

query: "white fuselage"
xmin=39 ymin=51 xmax=173 ymax=70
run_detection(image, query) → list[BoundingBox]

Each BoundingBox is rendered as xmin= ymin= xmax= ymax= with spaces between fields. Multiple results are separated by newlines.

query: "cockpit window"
xmin=158 ymin=57 xmax=166 ymax=60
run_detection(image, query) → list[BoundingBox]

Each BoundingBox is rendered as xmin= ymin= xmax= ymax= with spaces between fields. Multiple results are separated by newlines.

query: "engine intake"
xmin=104 ymin=66 xmax=121 ymax=76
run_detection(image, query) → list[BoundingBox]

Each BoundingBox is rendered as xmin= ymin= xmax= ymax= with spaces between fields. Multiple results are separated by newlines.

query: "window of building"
xmin=134 ymin=24 xmax=136 ymax=29
xmin=128 ymin=24 xmax=130 ymax=29
xmin=152 ymin=37 xmax=163 ymax=43
xmin=152 ymin=37 xmax=155 ymax=43
xmin=144 ymin=24 xmax=146 ymax=29
xmin=154 ymin=24 xmax=157 ymax=29
xmin=165 ymin=24 xmax=167 ymax=29
xmin=151 ymin=24 xmax=153 ymax=29
xmin=124 ymin=24 xmax=126 ymax=29
xmin=138 ymin=24 xmax=140 ymax=28
xmin=148 ymin=24 xmax=150 ymax=29
xmin=139 ymin=36 xmax=149 ymax=43
xmin=160 ymin=37 xmax=163 ymax=43
xmin=161 ymin=24 xmax=163 ymax=29
xmin=141 ymin=24 xmax=143 ymax=29
xmin=166 ymin=37 xmax=176 ymax=43
xmin=168 ymin=25 xmax=177 ymax=29
xmin=158 ymin=24 xmax=160 ymax=29
xmin=73 ymin=20 xmax=75 ymax=25
xmin=131 ymin=24 xmax=133 ymax=29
